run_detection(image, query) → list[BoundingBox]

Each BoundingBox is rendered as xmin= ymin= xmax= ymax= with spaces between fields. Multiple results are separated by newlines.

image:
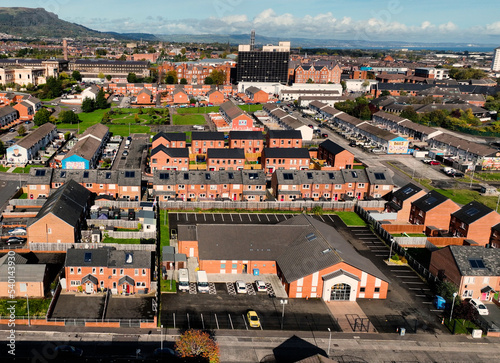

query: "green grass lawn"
xmin=173 ymin=114 xmax=206 ymax=125
xmin=160 ymin=279 xmax=177 ymax=293
xmin=0 ymin=165 xmax=10 ymax=172
xmin=238 ymin=104 xmax=263 ymax=112
xmin=445 ymin=318 xmax=480 ymax=335
xmin=0 ymin=298 xmax=51 ymax=317
xmin=476 ymin=172 xmax=500 ymax=181
xmin=102 ymin=237 xmax=141 ymax=244
xmin=12 ymin=165 xmax=35 ymax=174
xmin=19 ymin=193 xmax=27 ymax=199
xmin=177 ymin=106 xmax=219 ymax=114
xmin=159 ymin=209 xmax=169 ymax=252
xmin=335 ymin=211 xmax=367 ymax=226
xmin=107 ymin=124 xmax=150 ymax=137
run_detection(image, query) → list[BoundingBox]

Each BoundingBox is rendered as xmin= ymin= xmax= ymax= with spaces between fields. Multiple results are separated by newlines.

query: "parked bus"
xmin=196 ymin=270 xmax=209 ymax=293
xmin=178 ymin=268 xmax=189 ymax=292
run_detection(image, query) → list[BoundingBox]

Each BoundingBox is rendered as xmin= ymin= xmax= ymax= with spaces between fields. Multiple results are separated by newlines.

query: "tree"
xmin=134 ymin=113 xmax=140 ymax=123
xmin=210 ymin=69 xmax=226 ymax=86
xmin=106 ymin=75 xmax=112 ymax=81
xmin=59 ymin=72 xmax=69 ymax=80
xmin=381 ymin=90 xmax=391 ymax=96
xmin=127 ymin=73 xmax=138 ymax=83
xmin=95 ymin=89 xmax=108 ymax=109
xmin=340 ymin=80 xmax=347 ymax=92
xmin=0 ymin=139 xmax=5 ymax=156
xmin=101 ymin=112 xmax=110 ymax=124
xmin=17 ymin=125 xmax=25 ymax=136
xmin=189 ymin=98 xmax=197 ymax=104
xmin=59 ymin=110 xmax=80 ymax=124
xmin=97 ymin=72 xmax=105 ymax=79
xmin=119 ymin=54 xmax=127 ymax=61
xmin=306 ymin=78 xmax=314 ymax=83
xmin=71 ymin=70 xmax=82 ymax=82
xmin=180 ymin=78 xmax=188 ymax=84
xmin=204 ymin=76 xmax=214 ymax=85
xmin=165 ymin=70 xmax=178 ymax=84
xmin=81 ymin=97 xmax=95 ymax=113
xmin=64 ymin=131 xmax=71 ymax=141
xmin=96 ymin=49 xmax=107 ymax=56
xmin=175 ymin=330 xmax=219 ymax=363
xmin=361 ymin=80 xmax=371 ymax=90
xmin=42 ymin=76 xmax=63 ymax=99
xmin=400 ymin=106 xmax=419 ymax=122
xmin=33 ymin=108 xmax=51 ymax=126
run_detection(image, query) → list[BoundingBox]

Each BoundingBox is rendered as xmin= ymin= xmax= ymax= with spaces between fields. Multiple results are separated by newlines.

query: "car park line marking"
xmin=423 ymin=302 xmax=432 ymax=304
xmin=415 ymin=294 xmax=427 ymax=297
xmin=266 ymin=215 xmax=270 ymax=222
xmin=212 ymin=214 xmax=216 ymax=221
xmin=430 ymin=310 xmax=442 ymax=312
xmin=221 ymin=214 xmax=224 ymax=222
xmin=215 ymin=314 xmax=220 ymax=329
xmin=248 ymin=213 xmax=251 ymax=221
xmin=242 ymin=314 xmax=248 ymax=330
xmin=239 ymin=214 xmax=242 ymax=222
xmin=203 ymin=214 xmax=206 ymax=221
xmin=403 ymin=281 xmax=425 ymax=284
xmin=375 ymin=254 xmax=387 ymax=257
xmin=274 ymin=214 xmax=279 ymax=221
xmin=228 ymin=314 xmax=234 ymax=329
xmin=260 ymin=322 xmax=263 ymax=331
xmin=396 ymin=275 xmax=420 ymax=278
xmin=230 ymin=214 xmax=233 ymax=222
xmin=319 ymin=215 xmax=325 ymax=222
xmin=257 ymin=215 xmax=261 ymax=222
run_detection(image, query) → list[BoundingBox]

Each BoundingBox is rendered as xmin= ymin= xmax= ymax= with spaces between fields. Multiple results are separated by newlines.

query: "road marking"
xmin=396 ymin=275 xmax=419 ymax=278
xmin=221 ymin=214 xmax=224 ymax=222
xmin=230 ymin=214 xmax=233 ymax=222
xmin=430 ymin=310 xmax=442 ymax=312
xmin=415 ymin=294 xmax=427 ymax=297
xmin=423 ymin=302 xmax=432 ymax=304
xmin=239 ymin=214 xmax=242 ymax=222
xmin=266 ymin=214 xmax=270 ymax=222
xmin=375 ymin=254 xmax=387 ymax=257
xmin=257 ymin=214 xmax=261 ymax=222
xmin=403 ymin=281 xmax=425 ymax=284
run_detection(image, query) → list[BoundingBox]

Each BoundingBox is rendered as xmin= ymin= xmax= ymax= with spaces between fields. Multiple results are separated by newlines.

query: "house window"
xmin=99 ymin=268 xmax=104 ymax=275
xmin=360 ymin=287 xmax=365 ymax=292
xmin=71 ymin=281 xmax=81 ymax=286
xmin=120 ymin=269 xmax=124 ymax=275
xmin=232 ymin=264 xmax=237 ymax=269
xmin=70 ymin=267 xmax=74 ymax=274
xmin=296 ymin=287 xmax=302 ymax=293
xmin=135 ymin=269 xmax=139 ymax=276
xmin=47 ymin=228 xmax=52 ymax=234
xmin=142 ymin=269 xmax=146 ymax=276
xmin=220 ymin=264 xmax=226 ymax=269
xmin=92 ymin=268 xmax=96 ymax=274
xmin=112 ymin=269 xmax=116 ymax=275
xmin=311 ymin=287 xmax=317 ymax=292
xmin=374 ymin=287 xmax=380 ymax=293
xmin=77 ymin=268 xmax=82 ymax=274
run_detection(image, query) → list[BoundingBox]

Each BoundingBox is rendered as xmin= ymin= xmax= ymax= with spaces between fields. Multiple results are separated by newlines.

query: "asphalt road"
xmin=0 ymin=180 xmax=21 ymax=211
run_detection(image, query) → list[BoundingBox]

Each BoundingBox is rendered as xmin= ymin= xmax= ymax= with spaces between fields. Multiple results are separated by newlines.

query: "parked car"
xmin=55 ymin=345 xmax=83 ymax=357
xmin=451 ymin=171 xmax=464 ymax=178
xmin=235 ymin=280 xmax=247 ymax=294
xmin=321 ymin=133 xmax=329 ymax=138
xmin=8 ymin=228 xmax=26 ymax=235
xmin=470 ymin=299 xmax=489 ymax=315
xmin=422 ymin=158 xmax=433 ymax=164
xmin=429 ymin=160 xmax=440 ymax=165
xmin=153 ymin=347 xmax=178 ymax=358
xmin=9 ymin=128 xmax=15 ymax=132
xmin=6 ymin=237 xmax=25 ymax=245
xmin=255 ymin=280 xmax=267 ymax=292
xmin=123 ymin=151 xmax=129 ymax=156
xmin=246 ymin=310 xmax=261 ymax=328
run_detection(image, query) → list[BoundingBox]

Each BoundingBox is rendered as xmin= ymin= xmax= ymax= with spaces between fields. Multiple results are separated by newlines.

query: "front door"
xmin=330 ymin=283 xmax=351 ymax=301
xmin=85 ymin=282 xmax=93 ymax=294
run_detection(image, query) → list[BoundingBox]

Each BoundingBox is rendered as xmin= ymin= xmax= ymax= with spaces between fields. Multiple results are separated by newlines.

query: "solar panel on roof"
xmin=283 ymin=173 xmax=294 ymax=180
xmin=60 ymin=171 xmax=66 ymax=178
xmin=183 ymin=173 xmax=189 ymax=180
xmin=307 ymin=172 xmax=313 ymax=179
xmin=205 ymin=173 xmax=211 ymax=180
xmin=159 ymin=173 xmax=169 ymax=180
xmin=328 ymin=173 xmax=335 ymax=180
xmin=83 ymin=171 xmax=89 ymax=178
xmin=402 ymin=187 xmax=413 ymax=194
xmin=106 ymin=172 xmax=111 ymax=179
xmin=125 ymin=171 xmax=135 ymax=178
xmin=306 ymin=233 xmax=317 ymax=241
xmin=465 ymin=207 xmax=480 ymax=216
xmin=249 ymin=173 xmax=258 ymax=180
xmin=424 ymin=196 xmax=438 ymax=205
xmin=84 ymin=252 xmax=92 ymax=263
xmin=351 ymin=171 xmax=358 ymax=178
xmin=228 ymin=172 xmax=234 ymax=179
xmin=469 ymin=259 xmax=485 ymax=269
xmin=374 ymin=172 xmax=386 ymax=180
xmin=35 ymin=169 xmax=46 ymax=176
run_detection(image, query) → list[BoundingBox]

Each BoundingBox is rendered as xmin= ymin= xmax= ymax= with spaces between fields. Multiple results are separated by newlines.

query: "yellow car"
xmin=247 ymin=310 xmax=260 ymax=328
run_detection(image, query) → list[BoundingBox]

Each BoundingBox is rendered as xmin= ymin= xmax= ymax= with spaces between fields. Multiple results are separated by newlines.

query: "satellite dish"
xmin=126 ymin=254 xmax=133 ymax=264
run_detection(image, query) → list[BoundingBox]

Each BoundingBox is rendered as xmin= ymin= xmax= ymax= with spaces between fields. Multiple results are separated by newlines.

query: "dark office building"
xmin=236 ymin=46 xmax=289 ymax=83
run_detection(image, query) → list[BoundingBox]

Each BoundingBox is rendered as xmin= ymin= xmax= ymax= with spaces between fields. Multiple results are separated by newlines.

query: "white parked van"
xmin=178 ymin=268 xmax=189 ymax=292
xmin=196 ymin=270 xmax=209 ymax=293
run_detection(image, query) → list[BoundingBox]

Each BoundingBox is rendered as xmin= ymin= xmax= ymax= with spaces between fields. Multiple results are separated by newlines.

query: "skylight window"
xmin=424 ymin=197 xmax=437 ymax=205
xmin=35 ymin=169 xmax=46 ymax=176
xmin=159 ymin=173 xmax=169 ymax=180
xmin=469 ymin=259 xmax=485 ymax=269
xmin=283 ymin=173 xmax=294 ymax=180
xmin=307 ymin=172 xmax=313 ymax=180
xmin=351 ymin=171 xmax=358 ymax=178
xmin=402 ymin=187 xmax=413 ymax=194
xmin=328 ymin=173 xmax=335 ymax=180
xmin=374 ymin=173 xmax=386 ymax=180
xmin=183 ymin=173 xmax=189 ymax=180
xmin=306 ymin=233 xmax=317 ymax=241
xmin=125 ymin=171 xmax=135 ymax=178
xmin=83 ymin=171 xmax=89 ymax=178
xmin=205 ymin=173 xmax=211 ymax=180
xmin=84 ymin=252 xmax=92 ymax=263
xmin=228 ymin=172 xmax=234 ymax=180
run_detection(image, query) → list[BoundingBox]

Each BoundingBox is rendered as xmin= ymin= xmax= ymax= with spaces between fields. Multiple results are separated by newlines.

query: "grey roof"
xmin=357 ymin=123 xmax=399 ymax=142
xmin=82 ymin=274 xmax=98 ymax=285
xmin=220 ymin=100 xmax=247 ymax=121
xmin=245 ymin=86 xmax=263 ymax=95
xmin=446 ymin=246 xmax=500 ymax=277
xmin=73 ymin=59 xmax=148 ymax=66
xmin=64 ymin=135 xmax=102 ymax=161
xmin=229 ymin=131 xmax=263 ymax=140
xmin=118 ymin=275 xmax=135 ymax=285
xmin=151 ymin=145 xmax=189 ymax=158
xmin=220 ymin=170 xmax=245 ymax=184
xmin=66 ymin=249 xmax=150 ymax=269
xmin=267 ymin=130 xmax=302 ymax=140
xmin=17 ymin=122 xmax=56 ymax=150
xmin=27 ymin=167 xmax=53 ymax=185
xmin=365 ymin=168 xmax=394 ymax=186
xmin=32 ymin=180 xmax=90 ymax=227
xmin=334 ymin=112 xmax=366 ymax=127
xmin=0 ymin=264 xmax=46 ymax=282
xmin=152 ymin=132 xmax=186 ymax=143
xmin=275 ymin=169 xmax=344 ymax=185
xmin=319 ymin=139 xmax=347 ymax=155
xmin=117 ymin=170 xmax=141 ymax=186
xmin=0 ymin=105 xmax=17 ymax=117
xmin=451 ymin=201 xmax=495 ymax=225
xmin=207 ymin=148 xmax=245 ymax=159
xmin=341 ymin=169 xmax=369 ymax=184
xmin=322 ymin=269 xmax=360 ymax=282
xmin=192 ymin=131 xmax=225 ymax=141
xmin=65 ymin=249 xmax=109 ymax=267
xmin=0 ymin=252 xmax=27 ymax=265
xmin=429 ymin=133 xmax=497 ymax=157
xmin=79 ymin=123 xmax=109 ymax=141
xmin=392 ymin=183 xmax=422 ymax=202
xmin=412 ymin=190 xmax=451 ymax=213
xmin=263 ymin=147 xmax=310 ymax=159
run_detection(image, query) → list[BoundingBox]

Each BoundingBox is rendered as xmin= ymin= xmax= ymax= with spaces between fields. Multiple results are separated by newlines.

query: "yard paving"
xmin=51 ymin=294 xmax=105 ymax=319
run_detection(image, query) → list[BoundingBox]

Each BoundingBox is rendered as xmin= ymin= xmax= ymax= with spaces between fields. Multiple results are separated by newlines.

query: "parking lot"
xmin=112 ymin=134 xmax=149 ymax=171
xmin=161 ymin=283 xmax=340 ymax=332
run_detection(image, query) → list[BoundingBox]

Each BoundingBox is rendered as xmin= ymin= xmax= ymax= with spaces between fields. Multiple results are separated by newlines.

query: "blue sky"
xmin=4 ymin=1 xmax=500 ymax=43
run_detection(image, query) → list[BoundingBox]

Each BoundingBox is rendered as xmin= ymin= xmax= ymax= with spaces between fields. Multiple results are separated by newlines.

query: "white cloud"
xmin=74 ymin=10 xmax=499 ymax=43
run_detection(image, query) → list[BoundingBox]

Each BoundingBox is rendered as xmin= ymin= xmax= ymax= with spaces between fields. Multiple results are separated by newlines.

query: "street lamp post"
xmin=388 ymin=238 xmax=395 ymax=261
xmin=160 ymin=324 xmax=163 ymax=350
xmin=26 ymin=294 xmax=30 ymax=326
xmin=280 ymin=299 xmax=288 ymax=330
xmin=496 ymin=193 xmax=500 ymax=213
xmin=449 ymin=292 xmax=458 ymax=322
xmin=327 ymin=328 xmax=331 ymax=356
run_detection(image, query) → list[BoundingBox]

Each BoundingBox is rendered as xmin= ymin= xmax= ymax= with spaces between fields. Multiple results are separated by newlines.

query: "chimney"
xmin=63 ymin=39 xmax=68 ymax=61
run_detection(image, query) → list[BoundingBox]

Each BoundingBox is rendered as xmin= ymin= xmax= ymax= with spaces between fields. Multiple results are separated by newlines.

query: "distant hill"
xmin=0 ymin=7 xmax=158 ymax=41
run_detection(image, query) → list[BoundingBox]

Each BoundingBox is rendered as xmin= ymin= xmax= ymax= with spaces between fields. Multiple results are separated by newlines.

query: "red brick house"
xmin=244 ymin=86 xmax=269 ymax=104
xmin=448 ymin=201 xmax=500 ymax=246
xmin=173 ymin=88 xmax=189 ymax=104
xmin=13 ymin=101 xmax=33 ymax=121
xmin=409 ymin=191 xmax=460 ymax=231
xmin=177 ymin=214 xmax=389 ymax=301
xmin=191 ymin=132 xmax=225 ymax=155
xmin=152 ymin=132 xmax=186 ymax=149
xmin=317 ymin=140 xmax=355 ymax=170
xmin=229 ymin=131 xmax=264 ymax=155
xmin=207 ymin=148 xmax=245 ymax=171
xmin=385 ymin=183 xmax=427 ymax=222
xmin=151 ymin=146 xmax=189 ymax=171
xmin=136 ymin=88 xmax=153 ymax=105
xmin=65 ymin=249 xmax=151 ymax=295
xmin=207 ymin=89 xmax=225 ymax=105
xmin=266 ymin=130 xmax=303 ymax=148
xmin=429 ymin=246 xmax=500 ymax=301
xmin=219 ymin=101 xmax=254 ymax=130
xmin=262 ymin=148 xmax=310 ymax=174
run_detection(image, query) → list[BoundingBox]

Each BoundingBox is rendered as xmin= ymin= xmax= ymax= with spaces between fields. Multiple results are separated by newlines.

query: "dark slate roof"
xmin=0 ymin=252 xmax=27 ymax=265
xmin=341 ymin=169 xmax=369 ymax=184
xmin=412 ymin=190 xmax=450 ymax=212
xmin=267 ymin=130 xmax=302 ymax=139
xmin=229 ymin=131 xmax=263 ymax=140
xmin=27 ymin=167 xmax=53 ymax=185
xmin=451 ymin=201 xmax=495 ymax=225
xmin=263 ymin=148 xmax=310 ymax=159
xmin=152 ymin=132 xmax=186 ymax=142
xmin=207 ymin=148 xmax=245 ymax=159
xmin=151 ymin=145 xmax=189 ymax=158
xmin=447 ymin=246 xmax=500 ymax=277
xmin=32 ymin=180 xmax=90 ymax=227
xmin=392 ymin=183 xmax=422 ymax=202
xmin=365 ymin=168 xmax=393 ymax=186
xmin=118 ymin=275 xmax=135 ymax=285
xmin=319 ymin=139 xmax=347 ymax=155
xmin=117 ymin=169 xmax=142 ymax=186
xmin=73 ymin=59 xmax=148 ymax=66
xmin=241 ymin=170 xmax=266 ymax=185
xmin=82 ymin=274 xmax=98 ymax=285
xmin=65 ymin=249 xmax=109 ymax=267
xmin=192 ymin=131 xmax=225 ymax=141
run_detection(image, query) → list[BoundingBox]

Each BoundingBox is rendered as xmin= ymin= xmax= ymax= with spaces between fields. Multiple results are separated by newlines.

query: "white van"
xmin=178 ymin=268 xmax=189 ymax=292
xmin=196 ymin=270 xmax=209 ymax=293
